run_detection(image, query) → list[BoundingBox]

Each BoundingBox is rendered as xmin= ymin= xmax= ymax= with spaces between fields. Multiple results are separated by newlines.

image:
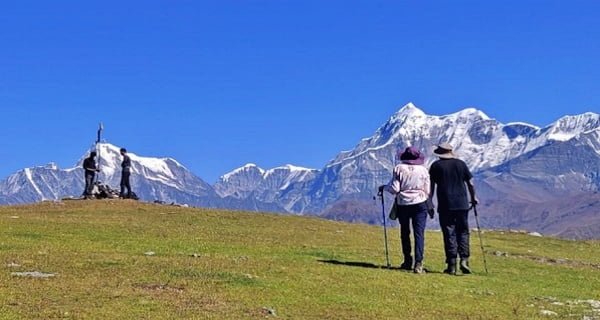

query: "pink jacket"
xmin=384 ymin=163 xmax=431 ymax=206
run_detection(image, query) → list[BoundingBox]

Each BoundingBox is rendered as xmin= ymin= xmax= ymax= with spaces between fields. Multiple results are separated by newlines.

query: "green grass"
xmin=0 ymin=200 xmax=598 ymax=319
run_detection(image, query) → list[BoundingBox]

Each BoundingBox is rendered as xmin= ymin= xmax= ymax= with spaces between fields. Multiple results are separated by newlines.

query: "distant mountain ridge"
xmin=214 ymin=163 xmax=318 ymax=212
xmin=209 ymin=102 xmax=600 ymax=238
xmin=0 ymin=143 xmax=219 ymax=206
xmin=1 ymin=103 xmax=599 ymax=239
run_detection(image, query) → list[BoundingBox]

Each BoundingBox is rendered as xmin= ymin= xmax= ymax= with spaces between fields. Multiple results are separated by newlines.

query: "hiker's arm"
xmin=467 ymin=178 xmax=478 ymax=205
xmin=429 ymin=176 xmax=435 ymax=199
xmin=380 ymin=168 xmax=401 ymax=195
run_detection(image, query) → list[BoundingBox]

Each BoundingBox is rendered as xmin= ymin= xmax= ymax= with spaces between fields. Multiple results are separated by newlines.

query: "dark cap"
xmin=400 ymin=147 xmax=425 ymax=165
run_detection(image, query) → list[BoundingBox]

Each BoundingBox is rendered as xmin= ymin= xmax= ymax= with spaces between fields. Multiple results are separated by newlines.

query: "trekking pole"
xmin=377 ymin=189 xmax=391 ymax=268
xmin=472 ymin=204 xmax=489 ymax=274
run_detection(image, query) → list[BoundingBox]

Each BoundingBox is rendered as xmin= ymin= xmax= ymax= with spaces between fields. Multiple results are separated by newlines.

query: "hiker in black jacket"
xmin=119 ymin=148 xmax=133 ymax=198
xmin=83 ymin=151 xmax=100 ymax=198
xmin=429 ymin=143 xmax=478 ymax=275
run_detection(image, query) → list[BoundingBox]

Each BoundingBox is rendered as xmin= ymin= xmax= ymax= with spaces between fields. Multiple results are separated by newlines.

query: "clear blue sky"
xmin=1 ymin=1 xmax=599 ymax=182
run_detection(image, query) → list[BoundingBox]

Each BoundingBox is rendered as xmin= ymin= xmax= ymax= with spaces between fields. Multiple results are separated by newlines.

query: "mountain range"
xmin=1 ymin=103 xmax=599 ymax=239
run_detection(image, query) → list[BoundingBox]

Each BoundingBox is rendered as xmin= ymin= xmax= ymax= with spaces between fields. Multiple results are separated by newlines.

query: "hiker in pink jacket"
xmin=379 ymin=147 xmax=431 ymax=273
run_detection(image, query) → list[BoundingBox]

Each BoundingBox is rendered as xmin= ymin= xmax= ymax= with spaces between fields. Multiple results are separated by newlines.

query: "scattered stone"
xmin=262 ymin=307 xmax=277 ymax=317
xmin=540 ymin=310 xmax=558 ymax=316
xmin=11 ymin=271 xmax=56 ymax=278
xmin=234 ymin=256 xmax=249 ymax=263
xmin=584 ymin=299 xmax=600 ymax=309
xmin=190 ymin=253 xmax=201 ymax=258
xmin=468 ymin=289 xmax=496 ymax=296
xmin=244 ymin=273 xmax=257 ymax=279
xmin=555 ymin=259 xmax=568 ymax=264
xmin=528 ymin=232 xmax=543 ymax=237
xmin=551 ymin=302 xmax=564 ymax=306
xmin=6 ymin=262 xmax=21 ymax=268
xmin=144 ymin=251 xmax=156 ymax=256
xmin=135 ymin=283 xmax=184 ymax=292
xmin=509 ymin=229 xmax=528 ymax=234
xmin=494 ymin=251 xmax=509 ymax=257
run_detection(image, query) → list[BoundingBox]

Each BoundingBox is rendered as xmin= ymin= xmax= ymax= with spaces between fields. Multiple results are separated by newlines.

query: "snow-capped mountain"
xmin=92 ymin=143 xmax=215 ymax=199
xmin=299 ymin=103 xmax=600 ymax=214
xmin=0 ymin=143 xmax=220 ymax=206
xmin=0 ymin=163 xmax=84 ymax=205
xmin=2 ymin=103 xmax=599 ymax=238
xmin=215 ymin=163 xmax=318 ymax=212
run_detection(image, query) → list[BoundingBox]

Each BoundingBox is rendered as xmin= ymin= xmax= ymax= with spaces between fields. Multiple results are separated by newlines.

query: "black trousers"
xmin=84 ymin=173 xmax=95 ymax=196
xmin=439 ymin=209 xmax=470 ymax=264
xmin=398 ymin=202 xmax=428 ymax=264
xmin=120 ymin=171 xmax=131 ymax=197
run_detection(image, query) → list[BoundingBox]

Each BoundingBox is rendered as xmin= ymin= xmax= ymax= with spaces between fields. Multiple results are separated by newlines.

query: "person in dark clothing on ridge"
xmin=83 ymin=151 xmax=100 ymax=198
xmin=119 ymin=148 xmax=132 ymax=198
xmin=429 ymin=143 xmax=478 ymax=275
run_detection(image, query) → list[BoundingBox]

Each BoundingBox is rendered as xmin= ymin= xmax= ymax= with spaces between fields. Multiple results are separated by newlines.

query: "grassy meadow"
xmin=0 ymin=200 xmax=598 ymax=319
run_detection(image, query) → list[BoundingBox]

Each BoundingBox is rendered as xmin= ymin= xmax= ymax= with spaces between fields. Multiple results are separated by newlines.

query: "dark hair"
xmin=90 ymin=151 xmax=97 ymax=157
xmin=120 ymin=148 xmax=127 ymax=153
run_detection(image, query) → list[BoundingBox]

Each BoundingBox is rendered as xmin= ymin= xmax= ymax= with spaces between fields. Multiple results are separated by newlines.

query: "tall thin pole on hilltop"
xmin=95 ymin=122 xmax=103 ymax=183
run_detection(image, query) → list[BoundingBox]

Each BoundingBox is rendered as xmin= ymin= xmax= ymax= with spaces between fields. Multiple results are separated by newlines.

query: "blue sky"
xmin=1 ymin=0 xmax=599 ymax=182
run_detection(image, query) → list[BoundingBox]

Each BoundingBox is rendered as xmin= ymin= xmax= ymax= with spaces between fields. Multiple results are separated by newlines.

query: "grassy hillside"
xmin=0 ymin=201 xmax=598 ymax=319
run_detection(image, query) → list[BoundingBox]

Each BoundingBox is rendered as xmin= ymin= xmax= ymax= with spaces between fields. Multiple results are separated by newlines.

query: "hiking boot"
xmin=400 ymin=258 xmax=413 ymax=270
xmin=413 ymin=262 xmax=424 ymax=274
xmin=460 ymin=259 xmax=472 ymax=274
xmin=443 ymin=263 xmax=456 ymax=275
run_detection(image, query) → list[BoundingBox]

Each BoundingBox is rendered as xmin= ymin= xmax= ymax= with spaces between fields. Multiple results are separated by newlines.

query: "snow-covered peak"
xmin=546 ymin=112 xmax=600 ymax=142
xmin=327 ymin=104 xmax=600 ymax=173
xmin=1 ymin=141 xmax=215 ymax=204
xmin=220 ymin=163 xmax=265 ymax=182
xmin=42 ymin=163 xmax=58 ymax=170
xmin=269 ymin=164 xmax=316 ymax=172
xmin=72 ymin=142 xmax=202 ymax=192
xmin=215 ymin=162 xmax=319 ymax=199
xmin=445 ymin=107 xmax=491 ymax=121
xmin=505 ymin=122 xmax=541 ymax=130
xmin=391 ymin=102 xmax=426 ymax=121
xmin=264 ymin=164 xmax=317 ymax=179
xmin=220 ymin=163 xmax=316 ymax=182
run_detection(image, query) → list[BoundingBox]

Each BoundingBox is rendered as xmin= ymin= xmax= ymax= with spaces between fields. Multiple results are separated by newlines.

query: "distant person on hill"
xmin=379 ymin=147 xmax=432 ymax=274
xmin=82 ymin=151 xmax=100 ymax=198
xmin=429 ymin=143 xmax=478 ymax=275
xmin=119 ymin=148 xmax=133 ymax=199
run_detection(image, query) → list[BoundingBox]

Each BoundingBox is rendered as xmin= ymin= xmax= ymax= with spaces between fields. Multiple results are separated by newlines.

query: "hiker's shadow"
xmin=317 ymin=259 xmax=444 ymax=274
xmin=317 ymin=259 xmax=401 ymax=270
